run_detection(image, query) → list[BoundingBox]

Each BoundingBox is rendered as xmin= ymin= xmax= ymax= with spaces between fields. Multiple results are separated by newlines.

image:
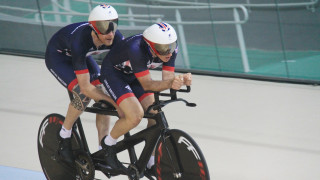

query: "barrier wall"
xmin=0 ymin=0 xmax=319 ymax=83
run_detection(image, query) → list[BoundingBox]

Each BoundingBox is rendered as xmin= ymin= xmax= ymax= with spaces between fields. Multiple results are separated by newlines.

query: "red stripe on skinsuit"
xmin=138 ymin=93 xmax=154 ymax=102
xmin=75 ymin=69 xmax=89 ymax=75
xmin=116 ymin=93 xmax=135 ymax=106
xmin=134 ymin=70 xmax=150 ymax=78
xmin=68 ymin=78 xmax=78 ymax=91
xmin=162 ymin=65 xmax=174 ymax=72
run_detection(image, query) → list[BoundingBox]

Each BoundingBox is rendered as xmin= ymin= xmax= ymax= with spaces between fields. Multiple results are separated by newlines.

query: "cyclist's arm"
xmin=137 ymin=73 xmax=173 ymax=92
xmin=162 ymin=70 xmax=175 ymax=81
xmin=137 ymin=72 xmax=184 ymax=91
xmin=76 ymin=73 xmax=117 ymax=107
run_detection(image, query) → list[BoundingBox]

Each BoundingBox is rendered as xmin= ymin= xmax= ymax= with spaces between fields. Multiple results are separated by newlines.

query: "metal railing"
xmin=0 ymin=0 xmax=250 ymax=70
xmin=74 ymin=0 xmax=250 ymax=69
xmin=0 ymin=0 xmax=317 ymax=72
xmin=151 ymin=0 xmax=319 ymax=12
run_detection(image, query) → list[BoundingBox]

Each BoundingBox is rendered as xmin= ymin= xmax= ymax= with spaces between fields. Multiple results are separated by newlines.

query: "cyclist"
xmin=99 ymin=22 xmax=192 ymax=172
xmin=45 ymin=4 xmax=124 ymax=166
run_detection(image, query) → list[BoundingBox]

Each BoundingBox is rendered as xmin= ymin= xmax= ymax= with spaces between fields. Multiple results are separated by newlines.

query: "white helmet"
xmin=88 ymin=4 xmax=118 ymax=35
xmin=143 ymin=22 xmax=178 ymax=55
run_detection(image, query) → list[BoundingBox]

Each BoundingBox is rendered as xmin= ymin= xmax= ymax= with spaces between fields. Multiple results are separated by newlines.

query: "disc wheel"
xmin=37 ymin=113 xmax=82 ymax=180
xmin=155 ymin=129 xmax=210 ymax=180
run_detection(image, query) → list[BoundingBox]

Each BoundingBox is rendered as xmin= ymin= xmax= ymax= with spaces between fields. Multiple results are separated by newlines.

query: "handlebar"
xmin=145 ymin=86 xmax=196 ymax=115
xmin=158 ymin=86 xmax=191 ymax=100
xmin=86 ymin=86 xmax=196 ymax=117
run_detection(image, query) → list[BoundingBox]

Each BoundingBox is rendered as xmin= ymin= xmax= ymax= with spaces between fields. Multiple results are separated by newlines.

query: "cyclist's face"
xmin=98 ymin=31 xmax=115 ymax=46
xmin=157 ymin=53 xmax=173 ymax=62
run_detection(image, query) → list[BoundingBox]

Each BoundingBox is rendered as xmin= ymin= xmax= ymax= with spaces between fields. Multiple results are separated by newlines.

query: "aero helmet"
xmin=88 ymin=4 xmax=118 ymax=35
xmin=143 ymin=22 xmax=177 ymax=55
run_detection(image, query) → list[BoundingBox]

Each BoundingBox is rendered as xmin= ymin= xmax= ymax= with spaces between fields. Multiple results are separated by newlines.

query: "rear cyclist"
xmin=45 ymin=4 xmax=124 ymax=166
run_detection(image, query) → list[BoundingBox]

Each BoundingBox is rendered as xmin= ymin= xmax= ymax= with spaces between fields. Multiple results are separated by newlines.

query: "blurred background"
xmin=0 ymin=0 xmax=319 ymax=84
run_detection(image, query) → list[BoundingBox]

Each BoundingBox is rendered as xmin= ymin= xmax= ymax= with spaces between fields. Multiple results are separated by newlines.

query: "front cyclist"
xmin=45 ymin=4 xmax=124 ymax=166
xmin=99 ymin=22 xmax=192 ymax=172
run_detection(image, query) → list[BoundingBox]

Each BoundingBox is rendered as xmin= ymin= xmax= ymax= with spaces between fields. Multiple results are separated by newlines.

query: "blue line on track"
xmin=0 ymin=165 xmax=46 ymax=180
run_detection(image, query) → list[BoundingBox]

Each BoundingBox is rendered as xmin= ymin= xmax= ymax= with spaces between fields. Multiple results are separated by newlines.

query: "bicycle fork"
xmin=160 ymin=130 xmax=184 ymax=179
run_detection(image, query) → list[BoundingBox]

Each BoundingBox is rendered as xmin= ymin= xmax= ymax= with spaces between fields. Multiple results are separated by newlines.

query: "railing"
xmin=0 ymin=0 xmax=250 ymax=70
xmin=75 ymin=0 xmax=250 ymax=69
xmin=0 ymin=0 xmax=317 ymax=73
xmin=150 ymin=0 xmax=319 ymax=12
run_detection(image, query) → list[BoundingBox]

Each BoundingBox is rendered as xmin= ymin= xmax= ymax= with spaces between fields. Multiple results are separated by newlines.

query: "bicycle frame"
xmin=67 ymin=90 xmax=174 ymax=178
xmin=38 ymin=86 xmax=210 ymax=180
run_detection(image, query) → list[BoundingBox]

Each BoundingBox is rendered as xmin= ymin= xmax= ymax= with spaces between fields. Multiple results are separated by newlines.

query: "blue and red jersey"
xmin=103 ymin=34 xmax=177 ymax=77
xmin=45 ymin=22 xmax=124 ymax=90
xmin=100 ymin=34 xmax=178 ymax=105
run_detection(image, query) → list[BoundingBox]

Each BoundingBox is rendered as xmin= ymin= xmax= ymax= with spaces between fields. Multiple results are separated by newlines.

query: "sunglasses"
xmin=154 ymin=41 xmax=177 ymax=55
xmin=91 ymin=19 xmax=118 ymax=35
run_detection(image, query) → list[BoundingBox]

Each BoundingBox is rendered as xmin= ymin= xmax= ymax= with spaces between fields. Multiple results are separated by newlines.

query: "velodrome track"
xmin=1 ymin=54 xmax=320 ymax=180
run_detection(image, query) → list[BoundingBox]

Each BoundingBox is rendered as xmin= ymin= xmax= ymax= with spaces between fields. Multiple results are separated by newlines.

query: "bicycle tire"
xmin=37 ymin=113 xmax=82 ymax=180
xmin=155 ymin=129 xmax=210 ymax=180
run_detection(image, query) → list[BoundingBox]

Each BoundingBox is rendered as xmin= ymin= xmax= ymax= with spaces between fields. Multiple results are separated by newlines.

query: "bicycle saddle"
xmin=92 ymin=100 xmax=116 ymax=111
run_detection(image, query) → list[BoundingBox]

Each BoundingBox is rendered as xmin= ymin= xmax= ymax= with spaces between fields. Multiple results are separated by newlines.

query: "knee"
xmin=126 ymin=110 xmax=144 ymax=127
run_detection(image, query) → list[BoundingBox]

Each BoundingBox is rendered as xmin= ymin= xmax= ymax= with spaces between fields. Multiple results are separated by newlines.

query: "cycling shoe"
xmin=101 ymin=137 xmax=127 ymax=173
xmin=57 ymin=132 xmax=75 ymax=167
xmin=145 ymin=165 xmax=156 ymax=177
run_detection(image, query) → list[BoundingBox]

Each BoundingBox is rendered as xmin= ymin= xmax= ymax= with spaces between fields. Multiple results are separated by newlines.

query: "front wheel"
xmin=37 ymin=113 xmax=82 ymax=180
xmin=155 ymin=129 xmax=210 ymax=180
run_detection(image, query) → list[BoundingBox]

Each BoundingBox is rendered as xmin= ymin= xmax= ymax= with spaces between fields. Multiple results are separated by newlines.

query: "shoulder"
xmin=125 ymin=34 xmax=145 ymax=51
xmin=114 ymin=30 xmax=125 ymax=40
xmin=59 ymin=22 xmax=90 ymax=34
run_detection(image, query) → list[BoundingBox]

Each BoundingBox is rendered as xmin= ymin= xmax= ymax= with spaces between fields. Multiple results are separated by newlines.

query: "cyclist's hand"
xmin=171 ymin=75 xmax=184 ymax=90
xmin=183 ymin=73 xmax=192 ymax=86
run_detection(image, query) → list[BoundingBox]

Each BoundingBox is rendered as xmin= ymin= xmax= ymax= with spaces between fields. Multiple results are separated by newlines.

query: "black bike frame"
xmin=68 ymin=90 xmax=173 ymax=177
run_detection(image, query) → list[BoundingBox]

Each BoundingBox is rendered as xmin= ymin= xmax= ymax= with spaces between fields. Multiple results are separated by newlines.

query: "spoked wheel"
xmin=37 ymin=113 xmax=82 ymax=180
xmin=155 ymin=129 xmax=210 ymax=180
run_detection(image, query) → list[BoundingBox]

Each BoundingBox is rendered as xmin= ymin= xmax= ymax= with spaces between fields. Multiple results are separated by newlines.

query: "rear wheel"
xmin=37 ymin=113 xmax=82 ymax=180
xmin=155 ymin=129 xmax=210 ymax=180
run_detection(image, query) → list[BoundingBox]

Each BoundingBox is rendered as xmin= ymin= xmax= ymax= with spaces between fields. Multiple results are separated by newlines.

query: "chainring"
xmin=75 ymin=151 xmax=95 ymax=180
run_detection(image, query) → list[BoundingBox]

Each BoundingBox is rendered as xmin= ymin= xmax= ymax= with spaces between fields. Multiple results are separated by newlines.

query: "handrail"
xmin=0 ymin=2 xmax=249 ymax=25
xmin=74 ymin=0 xmax=249 ymax=24
xmin=0 ymin=5 xmax=163 ymax=19
xmin=150 ymin=0 xmax=319 ymax=8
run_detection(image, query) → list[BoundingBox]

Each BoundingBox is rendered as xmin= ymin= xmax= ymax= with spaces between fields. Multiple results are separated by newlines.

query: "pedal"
xmin=128 ymin=164 xmax=140 ymax=180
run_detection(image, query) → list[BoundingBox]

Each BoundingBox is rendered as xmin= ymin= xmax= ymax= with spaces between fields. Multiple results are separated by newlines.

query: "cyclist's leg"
xmin=45 ymin=52 xmax=90 ymax=164
xmin=111 ymin=97 xmax=144 ymax=138
xmin=100 ymin=63 xmax=144 ymax=171
xmin=96 ymin=114 xmax=110 ymax=147
xmin=130 ymin=78 xmax=156 ymax=126
xmin=100 ymin=61 xmax=145 ymax=140
xmin=131 ymin=81 xmax=157 ymax=172
xmin=87 ymin=56 xmax=111 ymax=147
xmin=94 ymin=84 xmax=110 ymax=146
